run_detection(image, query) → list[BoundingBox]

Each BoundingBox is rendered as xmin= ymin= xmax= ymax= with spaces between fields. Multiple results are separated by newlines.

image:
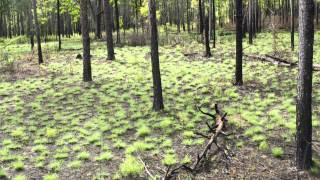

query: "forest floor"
xmin=0 ymin=32 xmax=320 ymax=179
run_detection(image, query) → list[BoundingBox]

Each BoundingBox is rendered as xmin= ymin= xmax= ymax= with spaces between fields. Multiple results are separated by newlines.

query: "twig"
xmin=138 ymin=156 xmax=156 ymax=179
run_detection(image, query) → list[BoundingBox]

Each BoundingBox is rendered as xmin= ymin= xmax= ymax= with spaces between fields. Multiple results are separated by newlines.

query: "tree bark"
xmin=57 ymin=0 xmax=62 ymax=50
xmin=148 ymin=0 xmax=164 ymax=111
xmin=96 ymin=0 xmax=102 ymax=39
xmin=80 ymin=0 xmax=92 ymax=82
xmin=290 ymin=0 xmax=294 ymax=51
xmin=235 ymin=0 xmax=243 ymax=85
xmin=115 ymin=0 xmax=121 ymax=43
xmin=249 ymin=0 xmax=253 ymax=44
xmin=104 ymin=0 xmax=115 ymax=60
xmin=204 ymin=16 xmax=211 ymax=57
xmin=32 ymin=0 xmax=43 ymax=64
xmin=296 ymin=0 xmax=314 ymax=170
xmin=199 ymin=0 xmax=204 ymax=34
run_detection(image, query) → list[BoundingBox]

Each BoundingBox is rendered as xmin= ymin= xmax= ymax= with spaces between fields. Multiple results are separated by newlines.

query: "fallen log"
xmin=244 ymin=54 xmax=320 ymax=71
xmin=164 ymin=104 xmax=230 ymax=180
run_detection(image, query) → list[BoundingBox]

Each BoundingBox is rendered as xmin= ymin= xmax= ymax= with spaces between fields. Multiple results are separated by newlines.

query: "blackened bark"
xmin=199 ymin=0 xmax=204 ymax=34
xmin=96 ymin=0 xmax=102 ymax=39
xmin=235 ymin=0 xmax=243 ymax=85
xmin=296 ymin=0 xmax=314 ymax=170
xmin=213 ymin=0 xmax=216 ymax=48
xmin=148 ymin=0 xmax=164 ymax=111
xmin=290 ymin=0 xmax=294 ymax=51
xmin=28 ymin=8 xmax=35 ymax=50
xmin=249 ymin=0 xmax=253 ymax=44
xmin=204 ymin=17 xmax=211 ymax=57
xmin=80 ymin=0 xmax=92 ymax=82
xmin=57 ymin=0 xmax=62 ymax=50
xmin=105 ymin=0 xmax=115 ymax=60
xmin=32 ymin=0 xmax=43 ymax=64
xmin=115 ymin=0 xmax=120 ymax=43
xmin=186 ymin=0 xmax=191 ymax=32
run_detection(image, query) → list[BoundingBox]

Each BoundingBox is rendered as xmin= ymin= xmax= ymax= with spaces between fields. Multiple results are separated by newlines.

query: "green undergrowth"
xmin=0 ymin=31 xmax=320 ymax=178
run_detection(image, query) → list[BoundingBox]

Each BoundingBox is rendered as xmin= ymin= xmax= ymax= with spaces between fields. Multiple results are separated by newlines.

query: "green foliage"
xmin=43 ymin=174 xmax=59 ymax=180
xmin=271 ymin=147 xmax=284 ymax=158
xmin=119 ymin=156 xmax=144 ymax=177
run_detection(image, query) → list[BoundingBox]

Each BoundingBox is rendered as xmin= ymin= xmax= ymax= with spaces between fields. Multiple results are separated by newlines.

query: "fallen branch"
xmin=165 ymin=104 xmax=230 ymax=180
xmin=244 ymin=54 xmax=320 ymax=71
xmin=138 ymin=156 xmax=156 ymax=179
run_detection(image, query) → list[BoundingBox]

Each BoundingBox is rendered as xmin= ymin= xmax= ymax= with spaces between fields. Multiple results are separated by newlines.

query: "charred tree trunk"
xmin=235 ymin=0 xmax=243 ymax=85
xmin=204 ymin=16 xmax=211 ymax=57
xmin=290 ymin=0 xmax=294 ymax=51
xmin=149 ymin=0 xmax=164 ymax=111
xmin=213 ymin=0 xmax=216 ymax=48
xmin=248 ymin=0 xmax=253 ymax=44
xmin=104 ymin=0 xmax=115 ymax=60
xmin=199 ymin=0 xmax=204 ymax=34
xmin=28 ymin=8 xmax=35 ymax=50
xmin=115 ymin=0 xmax=121 ymax=43
xmin=96 ymin=0 xmax=102 ymax=39
xmin=32 ymin=0 xmax=43 ymax=64
xmin=57 ymin=0 xmax=62 ymax=50
xmin=80 ymin=0 xmax=92 ymax=82
xmin=296 ymin=0 xmax=314 ymax=170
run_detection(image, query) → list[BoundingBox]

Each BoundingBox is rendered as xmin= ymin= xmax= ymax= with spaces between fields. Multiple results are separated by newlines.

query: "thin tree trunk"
xmin=32 ymin=0 xmax=43 ymax=64
xmin=204 ymin=16 xmax=211 ymax=57
xmin=57 ymin=0 xmax=62 ymax=50
xmin=296 ymin=0 xmax=314 ymax=170
xmin=290 ymin=0 xmax=294 ymax=51
xmin=148 ymin=0 xmax=164 ymax=111
xmin=249 ymin=0 xmax=253 ymax=44
xmin=115 ymin=0 xmax=120 ymax=43
xmin=96 ymin=0 xmax=102 ymax=39
xmin=104 ymin=0 xmax=115 ymax=60
xmin=80 ymin=0 xmax=92 ymax=82
xmin=235 ymin=0 xmax=243 ymax=85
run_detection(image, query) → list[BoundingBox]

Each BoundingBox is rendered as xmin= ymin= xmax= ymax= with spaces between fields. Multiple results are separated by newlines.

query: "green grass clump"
xmin=0 ymin=168 xmax=7 ymax=178
xmin=258 ymin=141 xmax=269 ymax=151
xmin=77 ymin=151 xmax=90 ymax=160
xmin=46 ymin=128 xmax=58 ymax=138
xmin=271 ymin=147 xmax=284 ymax=158
xmin=96 ymin=151 xmax=113 ymax=161
xmin=162 ymin=153 xmax=178 ymax=166
xmin=13 ymin=174 xmax=27 ymax=180
xmin=12 ymin=161 xmax=25 ymax=171
xmin=136 ymin=126 xmax=151 ymax=137
xmin=43 ymin=173 xmax=59 ymax=180
xmin=120 ymin=156 xmax=144 ymax=177
xmin=68 ymin=160 xmax=82 ymax=169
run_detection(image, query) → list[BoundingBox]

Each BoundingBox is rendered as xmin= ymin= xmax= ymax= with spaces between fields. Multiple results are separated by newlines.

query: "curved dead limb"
xmin=164 ymin=104 xmax=230 ymax=180
xmin=197 ymin=105 xmax=216 ymax=119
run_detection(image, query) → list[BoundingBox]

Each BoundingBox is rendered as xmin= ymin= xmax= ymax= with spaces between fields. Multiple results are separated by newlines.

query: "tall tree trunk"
xmin=204 ymin=16 xmax=211 ymax=57
xmin=213 ymin=0 xmax=216 ymax=48
xmin=28 ymin=8 xmax=35 ymax=50
xmin=249 ymin=0 xmax=253 ymax=44
xmin=96 ymin=0 xmax=102 ymax=39
xmin=176 ymin=0 xmax=181 ymax=33
xmin=57 ymin=0 xmax=62 ymax=50
xmin=186 ymin=0 xmax=191 ymax=32
xmin=290 ymin=0 xmax=294 ymax=51
xmin=32 ymin=0 xmax=43 ymax=64
xmin=80 ymin=0 xmax=92 ymax=82
xmin=148 ymin=0 xmax=164 ymax=111
xmin=199 ymin=0 xmax=204 ymax=34
xmin=104 ymin=0 xmax=115 ymax=60
xmin=209 ymin=0 xmax=212 ymax=41
xmin=296 ymin=0 xmax=314 ymax=170
xmin=115 ymin=0 xmax=120 ymax=43
xmin=235 ymin=0 xmax=243 ymax=85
